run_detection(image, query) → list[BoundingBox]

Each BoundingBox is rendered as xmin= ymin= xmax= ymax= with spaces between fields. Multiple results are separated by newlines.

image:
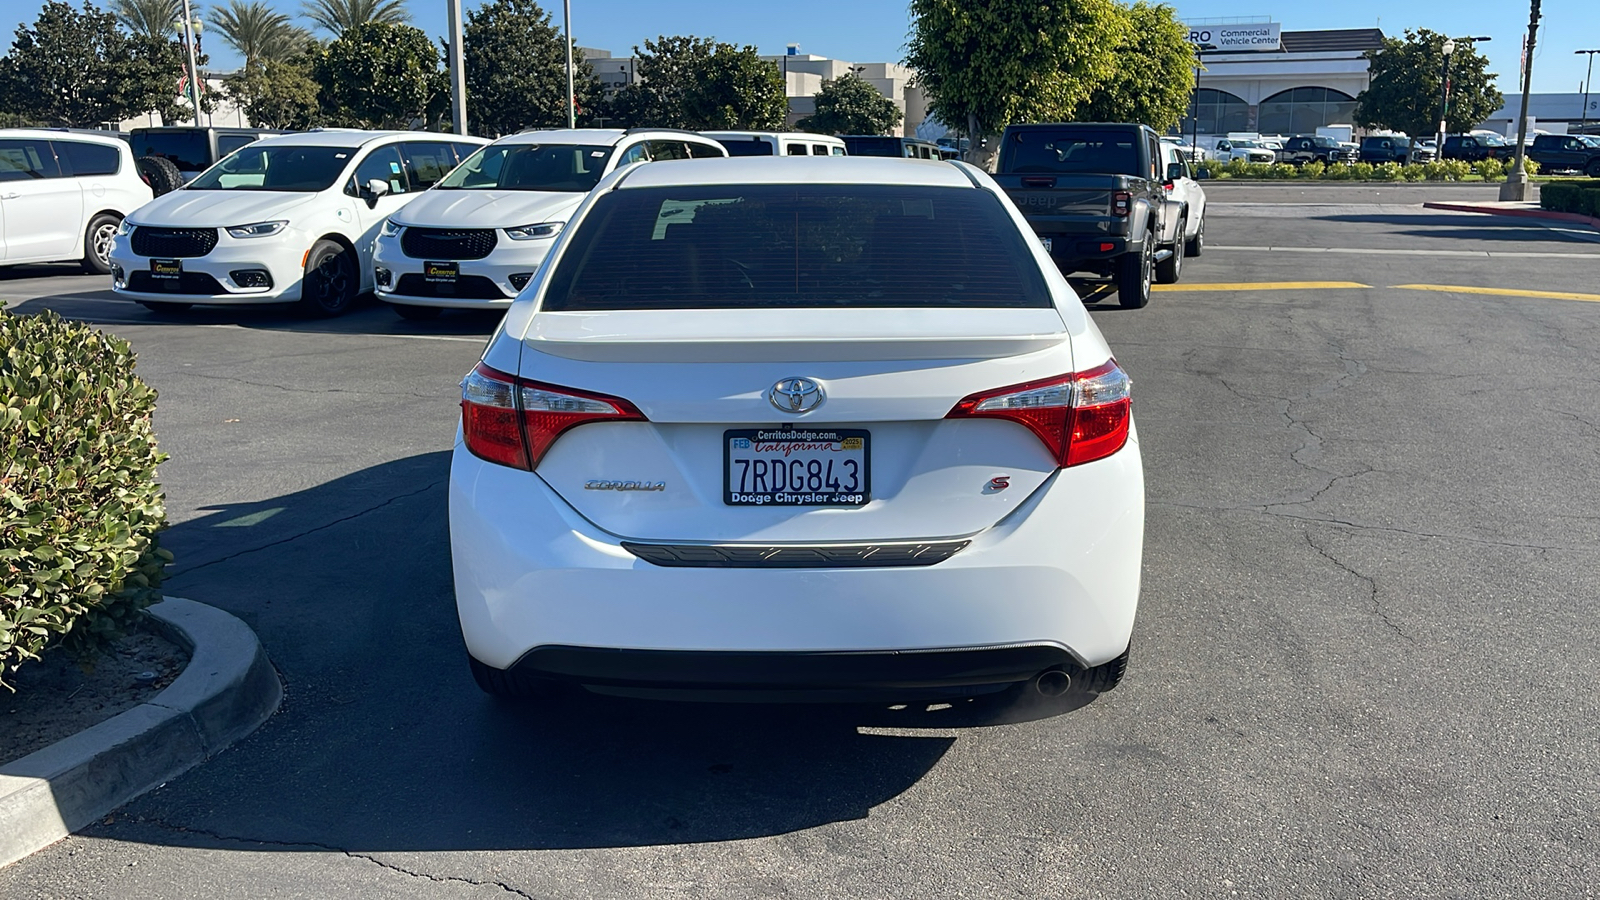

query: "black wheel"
xmin=393 ymin=303 xmax=443 ymax=321
xmin=468 ymin=656 xmax=571 ymax=702
xmin=1185 ymin=213 xmax=1205 ymax=257
xmin=1587 ymin=159 xmax=1600 ymax=179
xmin=1154 ymin=214 xmax=1184 ymax=284
xmin=81 ymin=213 xmax=120 ymax=275
xmin=299 ymin=239 xmax=358 ymax=317
xmin=1115 ymin=229 xmax=1155 ymax=309
xmin=136 ymin=300 xmax=193 ymax=313
xmin=135 ymin=156 xmax=184 ymax=197
xmin=1078 ymin=643 xmax=1131 ymax=694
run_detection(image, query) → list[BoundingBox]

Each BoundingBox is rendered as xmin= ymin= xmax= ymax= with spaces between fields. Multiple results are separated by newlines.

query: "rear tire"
xmin=1587 ymin=159 xmax=1600 ymax=178
xmin=299 ymin=239 xmax=358 ymax=317
xmin=136 ymin=300 xmax=193 ymax=313
xmin=1185 ymin=214 xmax=1205 ymax=257
xmin=1115 ymin=230 xmax=1154 ymax=309
xmin=135 ymin=156 xmax=184 ymax=196
xmin=81 ymin=213 xmax=120 ymax=275
xmin=393 ymin=303 xmax=443 ymax=321
xmin=1154 ymin=215 xmax=1184 ymax=284
xmin=468 ymin=656 xmax=570 ymax=702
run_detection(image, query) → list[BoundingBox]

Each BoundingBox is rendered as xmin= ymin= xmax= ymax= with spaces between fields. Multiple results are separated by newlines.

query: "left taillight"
xmin=460 ymin=363 xmax=645 ymax=470
xmin=946 ymin=360 xmax=1132 ymax=468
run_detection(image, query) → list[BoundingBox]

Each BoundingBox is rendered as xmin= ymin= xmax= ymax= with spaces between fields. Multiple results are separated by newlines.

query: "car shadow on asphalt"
xmin=1312 ymin=213 xmax=1600 ymax=243
xmin=120 ymin=452 xmax=1098 ymax=852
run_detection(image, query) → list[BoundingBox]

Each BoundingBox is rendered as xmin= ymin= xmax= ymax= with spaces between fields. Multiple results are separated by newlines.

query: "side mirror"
xmin=1216 ymin=141 xmax=1231 ymax=152
xmin=1166 ymin=162 xmax=1185 ymax=182
xmin=362 ymin=178 xmax=391 ymax=208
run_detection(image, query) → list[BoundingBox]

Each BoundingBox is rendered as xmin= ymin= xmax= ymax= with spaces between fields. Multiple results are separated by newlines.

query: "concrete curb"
xmin=1422 ymin=201 xmax=1600 ymax=231
xmin=0 ymin=597 xmax=281 ymax=868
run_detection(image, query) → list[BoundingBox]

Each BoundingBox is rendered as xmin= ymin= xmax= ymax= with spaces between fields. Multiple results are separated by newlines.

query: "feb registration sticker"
xmin=724 ymin=429 xmax=870 ymax=507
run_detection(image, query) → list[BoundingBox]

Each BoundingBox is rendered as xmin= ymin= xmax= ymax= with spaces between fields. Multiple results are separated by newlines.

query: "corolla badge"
xmin=585 ymin=480 xmax=665 ymax=491
xmin=769 ymin=377 xmax=825 ymax=414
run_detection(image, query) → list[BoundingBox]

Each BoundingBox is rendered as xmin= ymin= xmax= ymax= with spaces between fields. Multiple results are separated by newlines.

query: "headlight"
xmin=381 ymin=220 xmax=403 ymax=238
xmin=226 ymin=220 xmax=289 ymax=239
xmin=116 ymin=219 xmax=135 ymax=236
xmin=504 ymin=222 xmax=563 ymax=241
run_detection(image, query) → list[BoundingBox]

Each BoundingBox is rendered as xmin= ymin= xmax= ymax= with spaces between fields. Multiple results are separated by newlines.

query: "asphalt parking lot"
xmin=3 ymin=182 xmax=1599 ymax=898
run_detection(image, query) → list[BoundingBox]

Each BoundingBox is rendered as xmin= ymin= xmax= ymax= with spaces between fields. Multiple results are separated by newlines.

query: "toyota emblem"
xmin=768 ymin=377 xmax=824 ymax=414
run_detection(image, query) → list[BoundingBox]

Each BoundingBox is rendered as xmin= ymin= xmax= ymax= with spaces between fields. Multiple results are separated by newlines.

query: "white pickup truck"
xmin=1211 ymin=138 xmax=1277 ymax=164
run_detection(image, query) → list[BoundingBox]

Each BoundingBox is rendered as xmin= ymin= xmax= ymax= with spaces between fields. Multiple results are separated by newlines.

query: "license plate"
xmin=724 ymin=428 xmax=870 ymax=507
xmin=150 ymin=258 xmax=181 ymax=280
xmin=424 ymin=261 xmax=458 ymax=283
xmin=1039 ymin=236 xmax=1053 ymax=253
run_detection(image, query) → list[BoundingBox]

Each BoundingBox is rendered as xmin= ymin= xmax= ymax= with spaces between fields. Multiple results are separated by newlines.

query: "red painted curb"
xmin=1422 ymin=201 xmax=1600 ymax=231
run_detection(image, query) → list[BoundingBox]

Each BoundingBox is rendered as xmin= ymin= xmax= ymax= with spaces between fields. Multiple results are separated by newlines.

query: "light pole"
xmin=1435 ymin=36 xmax=1491 ymax=154
xmin=178 ymin=0 xmax=203 ymax=125
xmin=1578 ymin=50 xmax=1600 ymax=136
xmin=446 ymin=0 xmax=466 ymax=134
xmin=1190 ymin=42 xmax=1216 ymax=165
xmin=1500 ymin=0 xmax=1541 ymax=201
xmin=563 ymin=0 xmax=575 ymax=128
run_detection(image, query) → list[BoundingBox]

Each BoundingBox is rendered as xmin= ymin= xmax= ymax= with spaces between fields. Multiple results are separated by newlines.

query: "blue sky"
xmin=6 ymin=0 xmax=1598 ymax=97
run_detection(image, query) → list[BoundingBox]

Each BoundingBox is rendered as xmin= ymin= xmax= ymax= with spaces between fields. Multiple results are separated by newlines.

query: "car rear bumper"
xmin=449 ymin=434 xmax=1144 ymax=680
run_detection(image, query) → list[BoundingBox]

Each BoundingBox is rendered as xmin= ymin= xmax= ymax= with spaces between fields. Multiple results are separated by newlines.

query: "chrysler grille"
xmin=401 ymin=227 xmax=498 ymax=260
xmin=130 ymin=227 xmax=218 ymax=258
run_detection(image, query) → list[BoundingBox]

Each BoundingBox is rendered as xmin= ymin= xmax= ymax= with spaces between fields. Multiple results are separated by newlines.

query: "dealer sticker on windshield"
xmin=724 ymin=429 xmax=870 ymax=507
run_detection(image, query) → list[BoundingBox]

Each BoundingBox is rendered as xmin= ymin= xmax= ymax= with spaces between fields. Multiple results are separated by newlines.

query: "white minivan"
xmin=0 ymin=130 xmax=153 ymax=274
xmin=109 ymin=130 xmax=487 ymax=316
xmin=372 ymin=128 xmax=726 ymax=318
xmin=703 ymin=131 xmax=847 ymax=157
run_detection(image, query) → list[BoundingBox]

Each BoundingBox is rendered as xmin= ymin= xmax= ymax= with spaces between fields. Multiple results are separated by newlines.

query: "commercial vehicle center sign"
xmin=1187 ymin=23 xmax=1282 ymax=52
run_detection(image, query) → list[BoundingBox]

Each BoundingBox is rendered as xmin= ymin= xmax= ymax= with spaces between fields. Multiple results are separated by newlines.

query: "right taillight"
xmin=1112 ymin=191 xmax=1132 ymax=217
xmin=946 ymin=360 xmax=1131 ymax=468
xmin=460 ymin=363 xmax=644 ymax=470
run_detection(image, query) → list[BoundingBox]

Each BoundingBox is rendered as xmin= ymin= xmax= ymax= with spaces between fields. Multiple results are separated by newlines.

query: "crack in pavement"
xmin=1151 ymin=500 xmax=1590 ymax=553
xmin=129 ymin=818 xmax=539 ymax=898
xmin=167 ymin=479 xmax=446 ymax=581
xmin=1302 ymin=529 xmax=1415 ymax=645
xmin=170 ymin=367 xmax=445 ymax=400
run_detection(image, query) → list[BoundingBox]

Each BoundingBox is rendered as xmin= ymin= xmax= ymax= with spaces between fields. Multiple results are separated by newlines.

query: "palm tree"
xmin=113 ymin=0 xmax=188 ymax=39
xmin=301 ymin=0 xmax=409 ymax=37
xmin=212 ymin=0 xmax=312 ymax=67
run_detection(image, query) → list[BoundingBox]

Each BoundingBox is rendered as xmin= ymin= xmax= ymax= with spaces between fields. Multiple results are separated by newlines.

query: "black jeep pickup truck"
xmin=1527 ymin=134 xmax=1600 ymax=177
xmin=1275 ymin=135 xmax=1356 ymax=165
xmin=992 ymin=122 xmax=1179 ymax=309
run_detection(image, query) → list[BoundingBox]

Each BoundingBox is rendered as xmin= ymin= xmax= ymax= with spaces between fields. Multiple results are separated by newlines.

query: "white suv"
xmin=0 ymin=129 xmax=152 ymax=274
xmin=109 ymin=130 xmax=487 ymax=316
xmin=451 ymin=157 xmax=1144 ymax=704
xmin=372 ymin=128 xmax=727 ymax=319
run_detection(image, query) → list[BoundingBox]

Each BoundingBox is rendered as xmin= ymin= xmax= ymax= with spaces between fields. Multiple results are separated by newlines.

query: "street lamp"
xmin=1190 ymin=43 xmax=1216 ymax=165
xmin=1577 ymin=50 xmax=1600 ymax=136
xmin=1436 ymin=36 xmax=1491 ymax=153
xmin=178 ymin=0 xmax=203 ymax=125
xmin=1501 ymin=0 xmax=1541 ymax=201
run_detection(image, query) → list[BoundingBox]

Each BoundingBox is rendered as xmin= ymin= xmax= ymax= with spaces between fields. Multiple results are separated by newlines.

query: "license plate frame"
xmin=150 ymin=258 xmax=182 ymax=285
xmin=424 ymin=260 xmax=459 ymax=285
xmin=723 ymin=428 xmax=870 ymax=507
xmin=1039 ymin=236 xmax=1053 ymax=253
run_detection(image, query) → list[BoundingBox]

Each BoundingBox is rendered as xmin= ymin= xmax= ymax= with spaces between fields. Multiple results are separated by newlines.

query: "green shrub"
xmin=1526 ymin=158 xmax=1540 ymax=176
xmin=1323 ymin=162 xmax=1354 ymax=181
xmin=1402 ymin=163 xmax=1428 ymax=181
xmin=1301 ymin=160 xmax=1326 ymax=178
xmin=1 ymin=311 xmax=169 ymax=690
xmin=1268 ymin=162 xmax=1298 ymax=180
xmin=1350 ymin=161 xmax=1375 ymax=180
xmin=1474 ymin=158 xmax=1506 ymax=181
xmin=1371 ymin=162 xmax=1402 ymax=181
xmin=1542 ymin=182 xmax=1600 ymax=217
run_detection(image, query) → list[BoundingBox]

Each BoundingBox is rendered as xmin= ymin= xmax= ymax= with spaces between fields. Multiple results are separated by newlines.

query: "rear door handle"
xmin=0 ymin=192 xmax=18 ymax=200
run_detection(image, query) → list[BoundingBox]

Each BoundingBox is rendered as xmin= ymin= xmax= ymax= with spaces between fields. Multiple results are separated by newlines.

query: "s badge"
xmin=985 ymin=476 xmax=1011 ymax=493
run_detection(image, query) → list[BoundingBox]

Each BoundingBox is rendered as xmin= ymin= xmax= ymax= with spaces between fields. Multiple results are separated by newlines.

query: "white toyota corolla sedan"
xmin=451 ymin=157 xmax=1145 ymax=704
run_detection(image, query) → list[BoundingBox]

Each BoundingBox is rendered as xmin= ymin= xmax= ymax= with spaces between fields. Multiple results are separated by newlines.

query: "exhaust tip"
xmin=1034 ymin=669 xmax=1071 ymax=697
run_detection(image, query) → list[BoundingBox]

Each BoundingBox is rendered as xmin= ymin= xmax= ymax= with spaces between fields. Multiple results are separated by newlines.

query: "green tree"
xmin=213 ymin=0 xmax=312 ymax=67
xmin=111 ymin=0 xmax=183 ymax=39
xmin=225 ymin=57 xmax=320 ymax=127
xmin=463 ymin=0 xmax=600 ymax=134
xmin=313 ymin=21 xmax=439 ymax=128
xmin=798 ymin=74 xmax=903 ymax=135
xmin=1072 ymin=2 xmax=1193 ymax=131
xmin=608 ymin=35 xmax=785 ymax=130
xmin=1356 ymin=29 xmax=1502 ymax=138
xmin=906 ymin=0 xmax=1126 ymax=164
xmin=302 ymin=0 xmax=408 ymax=37
xmin=0 ymin=1 xmax=190 ymax=127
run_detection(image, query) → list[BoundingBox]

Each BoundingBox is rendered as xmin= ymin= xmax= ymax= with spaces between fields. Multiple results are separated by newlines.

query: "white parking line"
xmin=1207 ymin=245 xmax=1599 ymax=259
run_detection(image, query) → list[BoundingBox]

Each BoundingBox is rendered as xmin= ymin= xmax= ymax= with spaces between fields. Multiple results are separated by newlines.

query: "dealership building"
xmin=1181 ymin=20 xmax=1381 ymax=137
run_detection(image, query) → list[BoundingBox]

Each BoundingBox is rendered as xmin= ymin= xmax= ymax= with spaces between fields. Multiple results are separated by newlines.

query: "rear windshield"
xmin=437 ymin=143 xmax=613 ymax=192
xmin=132 ymin=131 xmax=211 ymax=172
xmin=1005 ymin=130 xmax=1139 ymax=176
xmin=541 ymin=184 xmax=1052 ymax=311
xmin=719 ymin=139 xmax=775 ymax=157
xmin=1362 ymin=136 xmax=1409 ymax=147
xmin=187 ymin=145 xmax=351 ymax=191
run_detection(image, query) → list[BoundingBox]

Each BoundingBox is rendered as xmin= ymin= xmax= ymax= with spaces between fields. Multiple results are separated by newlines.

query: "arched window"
xmin=1257 ymin=87 xmax=1357 ymax=135
xmin=1176 ymin=89 xmax=1250 ymax=137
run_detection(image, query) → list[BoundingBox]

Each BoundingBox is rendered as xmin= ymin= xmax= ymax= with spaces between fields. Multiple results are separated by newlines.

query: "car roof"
xmin=703 ymin=131 xmax=845 ymax=142
xmin=502 ymin=128 xmax=719 ymax=147
xmin=614 ymin=156 xmax=975 ymax=189
xmin=247 ymin=129 xmax=482 ymax=149
xmin=0 ymin=128 xmax=128 ymax=148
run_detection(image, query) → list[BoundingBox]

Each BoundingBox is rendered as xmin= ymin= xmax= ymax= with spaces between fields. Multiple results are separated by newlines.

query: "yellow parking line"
xmin=1391 ymin=284 xmax=1600 ymax=303
xmin=1151 ymin=281 xmax=1371 ymax=292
